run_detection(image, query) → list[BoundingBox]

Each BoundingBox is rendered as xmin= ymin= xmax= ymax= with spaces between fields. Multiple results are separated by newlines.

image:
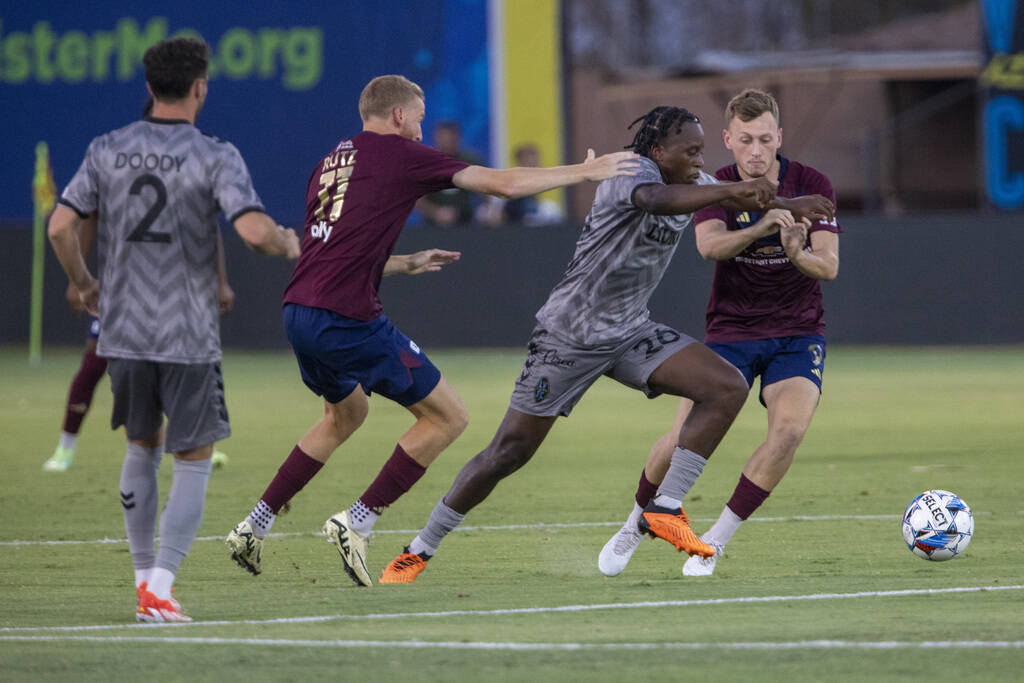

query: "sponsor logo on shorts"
xmin=809 ymin=344 xmax=824 ymax=366
xmin=534 ymin=377 xmax=550 ymax=402
xmin=524 ymin=343 xmax=576 ymax=370
xmin=409 ymin=340 xmax=421 ymax=354
xmin=809 ymin=343 xmax=824 ymax=380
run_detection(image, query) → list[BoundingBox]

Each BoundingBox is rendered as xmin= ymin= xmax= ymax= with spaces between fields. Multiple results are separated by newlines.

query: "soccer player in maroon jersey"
xmin=599 ymin=89 xmax=841 ymax=577
xmin=225 ymin=74 xmax=641 ymax=586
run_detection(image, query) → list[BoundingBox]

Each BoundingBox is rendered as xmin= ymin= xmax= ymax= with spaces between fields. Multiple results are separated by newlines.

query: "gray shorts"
xmin=509 ymin=321 xmax=697 ymax=417
xmin=107 ymin=359 xmax=231 ymax=453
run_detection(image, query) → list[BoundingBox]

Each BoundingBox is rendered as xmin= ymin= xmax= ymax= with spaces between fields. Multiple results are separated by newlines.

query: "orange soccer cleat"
xmin=637 ymin=502 xmax=715 ymax=558
xmin=379 ymin=547 xmax=430 ymax=584
xmin=136 ymin=583 xmax=191 ymax=623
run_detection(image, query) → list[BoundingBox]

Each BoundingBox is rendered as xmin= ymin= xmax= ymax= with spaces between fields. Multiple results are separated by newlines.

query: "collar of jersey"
xmin=143 ymin=116 xmax=192 ymax=125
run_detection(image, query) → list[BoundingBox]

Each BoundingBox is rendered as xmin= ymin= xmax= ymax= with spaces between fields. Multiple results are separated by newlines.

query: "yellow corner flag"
xmin=33 ymin=141 xmax=57 ymax=215
xmin=29 ymin=141 xmax=56 ymax=365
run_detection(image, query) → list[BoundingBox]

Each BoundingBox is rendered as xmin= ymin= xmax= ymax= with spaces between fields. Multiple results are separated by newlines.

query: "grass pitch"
xmin=1 ymin=346 xmax=1023 ymax=681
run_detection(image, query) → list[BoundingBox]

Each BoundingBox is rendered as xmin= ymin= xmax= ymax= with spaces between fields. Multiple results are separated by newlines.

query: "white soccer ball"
xmin=901 ymin=489 xmax=974 ymax=561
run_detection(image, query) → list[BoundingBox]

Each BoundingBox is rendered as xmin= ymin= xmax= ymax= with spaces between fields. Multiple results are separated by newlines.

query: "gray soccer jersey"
xmin=535 ymin=157 xmax=717 ymax=346
xmin=61 ymin=118 xmax=264 ymax=363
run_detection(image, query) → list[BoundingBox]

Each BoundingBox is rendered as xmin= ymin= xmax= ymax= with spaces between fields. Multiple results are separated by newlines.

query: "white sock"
xmin=703 ymin=506 xmax=743 ymax=547
xmin=134 ymin=568 xmax=151 ymax=589
xmin=653 ymin=494 xmax=682 ymax=509
xmin=247 ymin=500 xmax=276 ymax=538
xmin=348 ymin=499 xmax=379 ymax=536
xmin=625 ymin=503 xmax=644 ymax=532
xmin=408 ymin=535 xmax=433 ymax=556
xmin=59 ymin=432 xmax=78 ymax=452
xmin=147 ymin=567 xmax=175 ymax=600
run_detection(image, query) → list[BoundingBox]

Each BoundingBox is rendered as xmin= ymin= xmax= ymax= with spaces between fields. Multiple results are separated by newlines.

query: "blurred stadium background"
xmin=2 ymin=0 xmax=1022 ymax=350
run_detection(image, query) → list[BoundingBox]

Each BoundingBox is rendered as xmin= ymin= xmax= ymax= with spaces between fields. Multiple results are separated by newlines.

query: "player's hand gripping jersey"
xmin=693 ymin=157 xmax=842 ymax=343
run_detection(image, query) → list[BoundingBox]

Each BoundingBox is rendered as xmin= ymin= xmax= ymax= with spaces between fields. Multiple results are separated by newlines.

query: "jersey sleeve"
xmin=802 ymin=167 xmax=842 ymax=234
xmin=60 ymin=137 xmax=102 ymax=218
xmin=693 ymin=171 xmax=726 ymax=224
xmin=403 ymin=142 xmax=471 ymax=193
xmin=211 ymin=142 xmax=265 ymax=222
xmin=614 ymin=157 xmax=663 ymax=209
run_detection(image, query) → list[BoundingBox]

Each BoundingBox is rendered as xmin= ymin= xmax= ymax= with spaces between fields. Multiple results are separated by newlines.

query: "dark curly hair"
xmin=143 ymin=38 xmax=210 ymax=101
xmin=625 ymin=106 xmax=701 ymax=158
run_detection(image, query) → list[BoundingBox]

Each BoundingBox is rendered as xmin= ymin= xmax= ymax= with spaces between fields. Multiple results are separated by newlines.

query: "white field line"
xmin=0 ymin=513 xmax=916 ymax=547
xmin=1 ymin=635 xmax=1022 ymax=651
xmin=2 ymin=584 xmax=1021 ymax=634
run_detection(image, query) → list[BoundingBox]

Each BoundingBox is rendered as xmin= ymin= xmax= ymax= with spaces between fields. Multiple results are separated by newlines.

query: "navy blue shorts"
xmin=283 ymin=303 xmax=441 ymax=406
xmin=709 ymin=335 xmax=826 ymax=405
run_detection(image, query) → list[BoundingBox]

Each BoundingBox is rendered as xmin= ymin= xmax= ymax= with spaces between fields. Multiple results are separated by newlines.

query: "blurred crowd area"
xmin=561 ymin=0 xmax=987 ymax=217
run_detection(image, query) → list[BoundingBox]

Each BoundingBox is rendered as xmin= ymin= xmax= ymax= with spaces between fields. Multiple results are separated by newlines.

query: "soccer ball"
xmin=901 ymin=489 xmax=973 ymax=561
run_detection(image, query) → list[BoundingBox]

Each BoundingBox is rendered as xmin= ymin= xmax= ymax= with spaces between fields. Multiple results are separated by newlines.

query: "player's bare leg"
xmin=228 ymin=387 xmax=368 ymax=576
xmin=302 ymin=388 xmax=371 ymax=462
xmin=684 ymin=376 xmax=819 ymax=576
xmin=326 ymin=377 xmax=467 ymax=586
xmin=381 ymin=409 xmax=555 ymax=583
xmin=740 ymin=377 xmax=819 ymax=489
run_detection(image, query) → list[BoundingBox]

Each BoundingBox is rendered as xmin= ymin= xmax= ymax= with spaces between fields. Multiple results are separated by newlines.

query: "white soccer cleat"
xmin=682 ymin=541 xmax=724 ymax=576
xmin=598 ymin=524 xmax=645 ymax=577
xmin=323 ymin=510 xmax=372 ymax=587
xmin=225 ymin=519 xmax=263 ymax=576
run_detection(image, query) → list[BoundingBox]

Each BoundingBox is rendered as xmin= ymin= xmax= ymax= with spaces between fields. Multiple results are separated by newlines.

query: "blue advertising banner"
xmin=980 ymin=0 xmax=1024 ymax=209
xmin=0 ymin=1 xmax=490 ymax=222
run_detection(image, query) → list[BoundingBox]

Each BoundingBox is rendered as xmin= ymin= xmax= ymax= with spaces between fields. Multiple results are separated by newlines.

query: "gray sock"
xmin=408 ymin=498 xmax=466 ymax=556
xmin=655 ymin=447 xmax=707 ymax=504
xmin=120 ymin=443 xmax=162 ymax=571
xmin=155 ymin=457 xmax=212 ymax=573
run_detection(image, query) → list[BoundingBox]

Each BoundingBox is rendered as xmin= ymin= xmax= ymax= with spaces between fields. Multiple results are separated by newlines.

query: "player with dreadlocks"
xmin=380 ymin=104 xmax=834 ymax=583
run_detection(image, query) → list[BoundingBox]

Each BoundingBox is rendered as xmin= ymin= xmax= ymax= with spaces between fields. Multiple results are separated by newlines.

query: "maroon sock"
xmin=62 ymin=349 xmax=107 ymax=434
xmin=635 ymin=468 xmax=658 ymax=507
xmin=359 ymin=444 xmax=427 ymax=510
xmin=725 ymin=474 xmax=771 ymax=521
xmin=260 ymin=446 xmax=324 ymax=513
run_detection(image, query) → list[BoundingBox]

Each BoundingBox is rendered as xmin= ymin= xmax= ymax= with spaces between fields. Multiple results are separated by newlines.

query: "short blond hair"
xmin=725 ymin=89 xmax=780 ymax=127
xmin=358 ymin=75 xmax=424 ymax=121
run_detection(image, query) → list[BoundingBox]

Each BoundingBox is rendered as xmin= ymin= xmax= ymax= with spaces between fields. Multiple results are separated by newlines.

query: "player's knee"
xmin=715 ymin=372 xmax=748 ymax=414
xmin=446 ymin=403 xmax=469 ymax=441
xmin=769 ymin=417 xmax=807 ymax=452
xmin=326 ymin=400 xmax=369 ymax=438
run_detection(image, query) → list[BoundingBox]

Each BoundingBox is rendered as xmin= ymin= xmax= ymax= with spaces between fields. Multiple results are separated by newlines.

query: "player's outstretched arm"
xmin=232 ymin=211 xmax=301 ymax=259
xmin=771 ymin=194 xmax=835 ymax=223
xmin=48 ymin=205 xmax=99 ymax=315
xmin=384 ymin=249 xmax=462 ymax=276
xmin=695 ymin=209 xmax=796 ymax=261
xmin=634 ymin=176 xmax=776 ymax=216
xmin=451 ymin=150 xmax=641 ymax=200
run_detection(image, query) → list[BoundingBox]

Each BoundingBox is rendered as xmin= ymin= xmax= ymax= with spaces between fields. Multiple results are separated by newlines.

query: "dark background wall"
xmin=3 ymin=212 xmax=1022 ymax=350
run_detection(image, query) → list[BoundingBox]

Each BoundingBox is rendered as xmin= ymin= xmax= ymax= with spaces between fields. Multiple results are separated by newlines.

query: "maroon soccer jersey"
xmin=283 ymin=131 xmax=469 ymax=320
xmin=693 ymin=157 xmax=842 ymax=343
